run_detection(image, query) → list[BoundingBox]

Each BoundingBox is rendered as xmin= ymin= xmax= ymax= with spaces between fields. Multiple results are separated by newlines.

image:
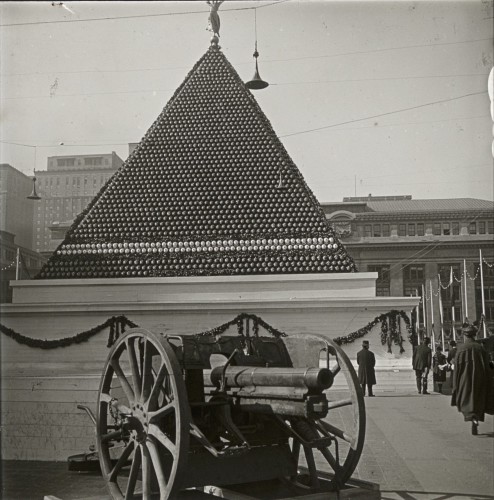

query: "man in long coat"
xmin=451 ymin=324 xmax=493 ymax=435
xmin=357 ymin=340 xmax=376 ymax=396
xmin=412 ymin=336 xmax=432 ymax=394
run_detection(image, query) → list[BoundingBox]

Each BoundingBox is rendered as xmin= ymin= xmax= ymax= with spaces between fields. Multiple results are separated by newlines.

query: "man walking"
xmin=357 ymin=340 xmax=376 ymax=397
xmin=413 ymin=336 xmax=432 ymax=394
xmin=451 ymin=324 xmax=493 ymax=435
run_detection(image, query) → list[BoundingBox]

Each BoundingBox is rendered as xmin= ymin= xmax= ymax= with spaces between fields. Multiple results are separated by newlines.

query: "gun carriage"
xmin=95 ymin=325 xmax=365 ymax=499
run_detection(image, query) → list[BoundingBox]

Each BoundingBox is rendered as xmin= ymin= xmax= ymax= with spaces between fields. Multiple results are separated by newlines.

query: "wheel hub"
xmin=128 ymin=404 xmax=149 ymax=443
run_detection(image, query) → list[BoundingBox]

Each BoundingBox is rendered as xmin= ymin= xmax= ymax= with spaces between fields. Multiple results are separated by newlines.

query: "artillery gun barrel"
xmin=210 ymin=366 xmax=333 ymax=391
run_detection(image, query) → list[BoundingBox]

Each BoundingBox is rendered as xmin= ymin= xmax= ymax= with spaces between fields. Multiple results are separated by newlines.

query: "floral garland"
xmin=333 ymin=310 xmax=415 ymax=354
xmin=195 ymin=312 xmax=287 ymax=339
xmin=0 ymin=315 xmax=136 ymax=350
xmin=1 ymin=310 xmax=416 ymax=353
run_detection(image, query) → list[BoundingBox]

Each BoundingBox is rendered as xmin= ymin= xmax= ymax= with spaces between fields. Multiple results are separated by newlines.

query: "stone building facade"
xmin=33 ymin=152 xmax=123 ymax=256
xmin=322 ymin=195 xmax=494 ymax=338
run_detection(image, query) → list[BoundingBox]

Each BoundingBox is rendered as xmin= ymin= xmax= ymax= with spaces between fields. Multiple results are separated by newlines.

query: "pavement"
xmin=1 ymin=389 xmax=493 ymax=500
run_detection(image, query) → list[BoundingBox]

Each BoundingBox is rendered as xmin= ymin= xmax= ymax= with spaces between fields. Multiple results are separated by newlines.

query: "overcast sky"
xmin=1 ymin=0 xmax=493 ymax=202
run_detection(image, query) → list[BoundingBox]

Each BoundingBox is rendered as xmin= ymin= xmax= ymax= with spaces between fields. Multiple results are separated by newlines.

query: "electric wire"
xmin=0 ymin=0 xmax=288 ymax=27
xmin=279 ymin=90 xmax=487 ymax=138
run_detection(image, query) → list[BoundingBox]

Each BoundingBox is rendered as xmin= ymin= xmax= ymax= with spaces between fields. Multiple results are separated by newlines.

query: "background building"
xmin=322 ymin=195 xmax=494 ymax=339
xmin=0 ymin=163 xmax=36 ymax=249
xmin=34 ymin=152 xmax=123 ymax=255
xmin=0 ymin=164 xmax=46 ymax=302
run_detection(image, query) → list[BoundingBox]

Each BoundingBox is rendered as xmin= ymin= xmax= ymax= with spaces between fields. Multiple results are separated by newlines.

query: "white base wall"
xmin=0 ymin=273 xmax=418 ymax=460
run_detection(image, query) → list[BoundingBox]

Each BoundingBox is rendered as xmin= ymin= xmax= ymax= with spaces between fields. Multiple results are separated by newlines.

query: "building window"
xmin=382 ymin=224 xmax=390 ymax=237
xmin=479 ymin=221 xmax=486 ymax=234
xmin=404 ymin=265 xmax=424 ymax=281
xmin=373 ymin=224 xmax=381 ymax=237
xmin=469 ymin=222 xmax=477 ymax=234
xmin=57 ymin=158 xmax=75 ymax=167
xmin=417 ymin=223 xmax=424 ymax=236
xmin=442 ymin=222 xmax=450 ymax=235
xmin=408 ymin=223 xmax=415 ymax=236
xmin=452 ymin=222 xmax=459 ymax=235
xmin=364 ymin=225 xmax=372 ymax=237
xmin=368 ymin=265 xmax=390 ymax=296
xmin=488 ymin=220 xmax=494 ymax=234
xmin=433 ymin=223 xmax=441 ymax=236
xmin=398 ymin=224 xmax=406 ymax=236
xmin=5 ymin=249 xmax=15 ymax=261
xmin=85 ymin=157 xmax=103 ymax=166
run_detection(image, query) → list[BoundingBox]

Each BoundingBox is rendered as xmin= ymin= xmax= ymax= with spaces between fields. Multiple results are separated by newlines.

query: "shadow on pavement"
xmin=381 ymin=490 xmax=494 ymax=500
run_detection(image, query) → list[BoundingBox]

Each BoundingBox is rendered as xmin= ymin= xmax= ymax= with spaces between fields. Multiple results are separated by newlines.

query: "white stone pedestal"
xmin=0 ymin=273 xmax=418 ymax=460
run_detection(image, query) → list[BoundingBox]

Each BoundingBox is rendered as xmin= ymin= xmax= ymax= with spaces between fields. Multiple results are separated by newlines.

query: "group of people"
xmin=356 ymin=324 xmax=493 ymax=436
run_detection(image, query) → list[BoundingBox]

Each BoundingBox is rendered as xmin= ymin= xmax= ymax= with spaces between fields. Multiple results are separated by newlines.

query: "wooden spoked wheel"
xmin=283 ymin=334 xmax=365 ymax=491
xmin=97 ymin=328 xmax=190 ymax=499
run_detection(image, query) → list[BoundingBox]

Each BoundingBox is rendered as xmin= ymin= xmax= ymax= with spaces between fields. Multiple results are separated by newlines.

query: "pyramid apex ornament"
xmin=207 ymin=0 xmax=224 ymax=46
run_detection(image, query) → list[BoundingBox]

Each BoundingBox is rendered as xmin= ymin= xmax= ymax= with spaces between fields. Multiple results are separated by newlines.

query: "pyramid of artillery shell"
xmin=38 ymin=45 xmax=356 ymax=279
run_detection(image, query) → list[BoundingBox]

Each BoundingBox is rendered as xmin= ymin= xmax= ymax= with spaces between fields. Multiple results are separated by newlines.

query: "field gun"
xmin=95 ymin=324 xmax=365 ymax=499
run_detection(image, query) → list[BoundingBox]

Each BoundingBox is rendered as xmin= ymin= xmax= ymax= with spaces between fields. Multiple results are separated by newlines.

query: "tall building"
xmin=322 ymin=196 xmax=494 ymax=336
xmin=0 ymin=163 xmax=36 ymax=249
xmin=34 ymin=152 xmax=123 ymax=255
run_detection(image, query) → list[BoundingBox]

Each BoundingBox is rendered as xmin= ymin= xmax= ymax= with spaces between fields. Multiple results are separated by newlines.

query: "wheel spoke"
xmin=320 ymin=446 xmax=343 ymax=475
xmin=148 ymin=401 xmax=175 ymax=423
xmin=148 ymin=364 xmax=168 ymax=410
xmin=147 ymin=439 xmax=167 ymax=493
xmin=303 ymin=446 xmax=320 ymax=489
xmin=319 ymin=420 xmax=356 ymax=448
xmin=148 ymin=423 xmax=177 ymax=455
xmin=109 ymin=441 xmax=134 ymax=481
xmin=125 ymin=446 xmax=141 ymax=500
xmin=141 ymin=444 xmax=151 ymax=499
xmin=141 ymin=339 xmax=154 ymax=401
xmin=326 ymin=398 xmax=353 ymax=410
xmin=126 ymin=338 xmax=142 ymax=401
xmin=110 ymin=359 xmax=135 ymax=404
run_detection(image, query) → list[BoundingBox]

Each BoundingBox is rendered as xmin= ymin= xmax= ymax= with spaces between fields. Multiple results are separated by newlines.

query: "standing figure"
xmin=432 ymin=345 xmax=447 ymax=393
xmin=451 ymin=324 xmax=493 ymax=435
xmin=413 ymin=336 xmax=432 ymax=394
xmin=357 ymin=340 xmax=376 ymax=397
xmin=447 ymin=339 xmax=457 ymax=386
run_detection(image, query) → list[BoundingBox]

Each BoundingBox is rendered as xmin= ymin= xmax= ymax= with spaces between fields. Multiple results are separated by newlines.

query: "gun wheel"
xmin=97 ymin=328 xmax=190 ymax=499
xmin=283 ymin=334 xmax=365 ymax=491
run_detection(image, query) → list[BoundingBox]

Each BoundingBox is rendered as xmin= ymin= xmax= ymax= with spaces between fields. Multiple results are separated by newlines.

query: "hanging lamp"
xmin=27 ymin=176 xmax=41 ymax=200
xmin=245 ymin=10 xmax=269 ymax=90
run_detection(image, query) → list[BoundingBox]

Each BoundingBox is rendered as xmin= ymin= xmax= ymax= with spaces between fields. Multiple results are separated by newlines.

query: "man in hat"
xmin=451 ymin=324 xmax=493 ymax=435
xmin=357 ymin=340 xmax=376 ymax=397
xmin=412 ymin=336 xmax=432 ymax=394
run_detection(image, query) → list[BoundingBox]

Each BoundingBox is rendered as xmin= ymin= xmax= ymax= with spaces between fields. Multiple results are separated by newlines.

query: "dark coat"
xmin=357 ymin=348 xmax=376 ymax=385
xmin=412 ymin=344 xmax=432 ymax=370
xmin=433 ymin=352 xmax=448 ymax=382
xmin=447 ymin=347 xmax=457 ymax=364
xmin=451 ymin=338 xmax=493 ymax=421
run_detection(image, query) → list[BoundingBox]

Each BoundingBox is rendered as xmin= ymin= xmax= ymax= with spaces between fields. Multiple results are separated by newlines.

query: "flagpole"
xmin=421 ymin=284 xmax=427 ymax=341
xmin=450 ymin=267 xmax=456 ymax=342
xmin=463 ymin=259 xmax=468 ymax=321
xmin=480 ymin=249 xmax=487 ymax=338
xmin=15 ymin=247 xmax=20 ymax=280
xmin=430 ymin=280 xmax=436 ymax=351
xmin=438 ymin=275 xmax=445 ymax=349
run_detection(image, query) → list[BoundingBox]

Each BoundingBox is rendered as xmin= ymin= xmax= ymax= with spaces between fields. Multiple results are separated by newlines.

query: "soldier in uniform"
xmin=413 ymin=336 xmax=432 ymax=394
xmin=357 ymin=340 xmax=376 ymax=397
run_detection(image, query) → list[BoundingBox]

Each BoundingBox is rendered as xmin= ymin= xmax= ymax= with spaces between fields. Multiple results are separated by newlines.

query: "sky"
xmin=1 ymin=0 xmax=493 ymax=203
